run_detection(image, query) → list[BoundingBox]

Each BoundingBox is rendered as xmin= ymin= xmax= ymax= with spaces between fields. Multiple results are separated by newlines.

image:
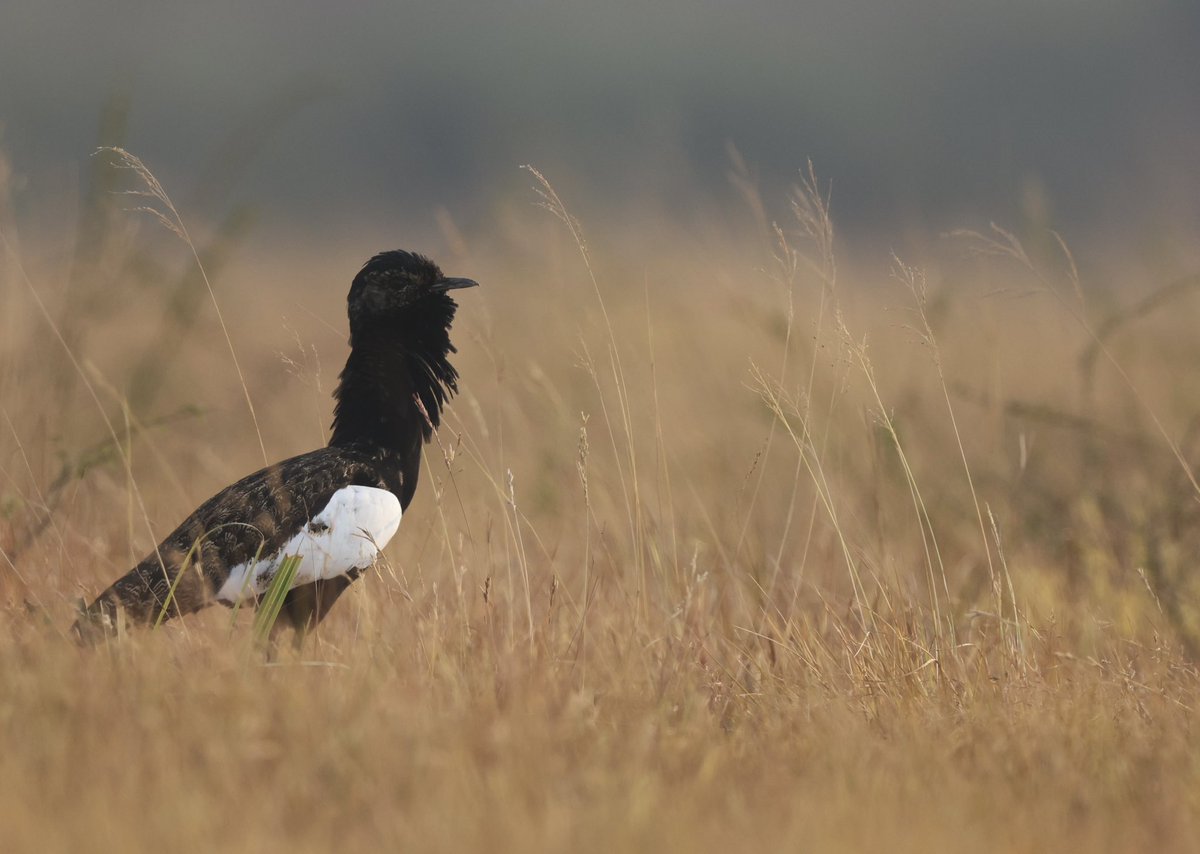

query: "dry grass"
xmin=2 ymin=154 xmax=1200 ymax=852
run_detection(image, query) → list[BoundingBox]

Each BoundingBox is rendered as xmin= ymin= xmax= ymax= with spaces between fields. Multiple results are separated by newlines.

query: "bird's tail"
xmin=71 ymin=589 xmax=124 ymax=645
xmin=71 ymin=559 xmax=208 ymax=645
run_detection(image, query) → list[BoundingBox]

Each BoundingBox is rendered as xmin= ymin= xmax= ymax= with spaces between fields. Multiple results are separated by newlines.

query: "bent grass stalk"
xmin=523 ymin=166 xmax=648 ymax=621
xmin=152 ymin=521 xmax=267 ymax=631
xmin=99 ymin=147 xmax=269 ymax=468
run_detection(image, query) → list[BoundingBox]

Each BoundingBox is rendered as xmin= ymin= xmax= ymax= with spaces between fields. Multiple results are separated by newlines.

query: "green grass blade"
xmin=251 ymin=554 xmax=302 ymax=644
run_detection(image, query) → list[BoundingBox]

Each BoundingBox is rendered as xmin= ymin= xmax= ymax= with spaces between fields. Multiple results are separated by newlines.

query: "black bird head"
xmin=332 ymin=249 xmax=478 ymax=465
xmin=347 ymin=250 xmax=478 ymax=336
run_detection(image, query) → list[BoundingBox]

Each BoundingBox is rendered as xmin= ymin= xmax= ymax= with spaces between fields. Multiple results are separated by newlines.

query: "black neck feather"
xmin=329 ymin=294 xmax=460 ymax=501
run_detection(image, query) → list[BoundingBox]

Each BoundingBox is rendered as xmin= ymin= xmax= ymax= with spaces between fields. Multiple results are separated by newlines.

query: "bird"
xmin=72 ymin=249 xmax=478 ymax=646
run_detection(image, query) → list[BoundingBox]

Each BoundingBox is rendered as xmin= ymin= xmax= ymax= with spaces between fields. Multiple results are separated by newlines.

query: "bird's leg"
xmin=268 ymin=571 xmax=362 ymax=651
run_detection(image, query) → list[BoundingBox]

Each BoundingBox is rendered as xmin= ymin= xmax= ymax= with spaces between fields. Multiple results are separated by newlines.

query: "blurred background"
xmin=6 ymin=6 xmax=1200 ymax=849
xmin=2 ymin=0 xmax=1199 ymax=259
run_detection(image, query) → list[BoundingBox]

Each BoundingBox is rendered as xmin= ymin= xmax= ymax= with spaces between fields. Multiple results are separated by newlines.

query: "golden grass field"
xmin=3 ymin=155 xmax=1200 ymax=852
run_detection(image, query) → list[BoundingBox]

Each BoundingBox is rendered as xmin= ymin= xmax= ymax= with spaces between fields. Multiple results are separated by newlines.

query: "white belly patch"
xmin=215 ymin=485 xmax=402 ymax=604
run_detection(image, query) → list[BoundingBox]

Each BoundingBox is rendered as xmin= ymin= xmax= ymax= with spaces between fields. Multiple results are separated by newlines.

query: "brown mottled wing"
xmin=78 ymin=445 xmax=392 ymax=632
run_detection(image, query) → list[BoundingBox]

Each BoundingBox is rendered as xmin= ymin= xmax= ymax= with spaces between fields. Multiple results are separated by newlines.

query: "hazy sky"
xmin=2 ymin=0 xmax=1198 ymax=245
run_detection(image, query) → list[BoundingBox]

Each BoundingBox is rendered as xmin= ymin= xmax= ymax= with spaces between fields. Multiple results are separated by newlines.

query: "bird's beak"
xmin=435 ymin=277 xmax=480 ymax=292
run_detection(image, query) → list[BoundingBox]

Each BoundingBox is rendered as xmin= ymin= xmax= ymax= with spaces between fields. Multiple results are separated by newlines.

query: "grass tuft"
xmin=251 ymin=554 xmax=303 ymax=644
xmin=2 ymin=154 xmax=1200 ymax=851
